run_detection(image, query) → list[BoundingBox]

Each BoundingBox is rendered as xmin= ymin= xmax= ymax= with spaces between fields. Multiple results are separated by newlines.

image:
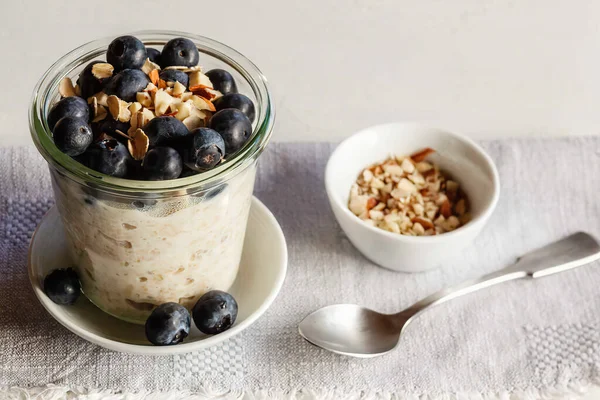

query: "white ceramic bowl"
xmin=28 ymin=197 xmax=287 ymax=355
xmin=325 ymin=123 xmax=500 ymax=272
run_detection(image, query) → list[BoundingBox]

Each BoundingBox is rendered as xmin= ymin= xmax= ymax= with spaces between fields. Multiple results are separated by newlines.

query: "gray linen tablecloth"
xmin=1 ymin=139 xmax=600 ymax=399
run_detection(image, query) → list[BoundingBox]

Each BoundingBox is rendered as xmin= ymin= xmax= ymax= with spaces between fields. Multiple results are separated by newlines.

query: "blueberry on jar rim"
xmin=180 ymin=128 xmax=226 ymax=171
xmin=209 ymin=108 xmax=253 ymax=156
xmin=146 ymin=47 xmax=162 ymax=66
xmin=107 ymin=35 xmax=147 ymax=72
xmin=214 ymin=93 xmax=256 ymax=123
xmin=48 ymin=96 xmax=89 ymax=131
xmin=205 ymin=69 xmax=238 ymax=95
xmin=160 ymin=37 xmax=200 ymax=67
xmin=52 ymin=116 xmax=93 ymax=156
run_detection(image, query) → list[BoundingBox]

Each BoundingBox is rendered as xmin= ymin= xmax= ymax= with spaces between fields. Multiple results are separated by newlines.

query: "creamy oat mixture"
xmin=349 ymin=148 xmax=470 ymax=236
xmin=51 ymin=166 xmax=255 ymax=324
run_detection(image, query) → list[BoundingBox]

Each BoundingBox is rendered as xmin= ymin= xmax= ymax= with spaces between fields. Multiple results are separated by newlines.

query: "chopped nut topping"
xmin=107 ymin=95 xmax=132 ymax=122
xmin=91 ymin=63 xmax=114 ymax=79
xmin=190 ymin=86 xmax=222 ymax=101
xmin=182 ymin=115 xmax=205 ymax=130
xmin=128 ymin=102 xmax=142 ymax=115
xmin=90 ymin=97 xmax=108 ymax=122
xmin=88 ymin=91 xmax=109 ymax=107
xmin=148 ymin=69 xmax=159 ymax=86
xmin=164 ymin=65 xmax=191 ymax=71
xmin=141 ymin=58 xmax=161 ymax=75
xmin=127 ymin=128 xmax=149 ymax=161
xmin=153 ymin=89 xmax=174 ymax=116
xmin=188 ymin=71 xmax=213 ymax=89
xmin=136 ymin=91 xmax=153 ymax=108
xmin=348 ymin=149 xmax=470 ymax=236
xmin=410 ymin=148 xmax=435 ymax=163
xmin=172 ymin=81 xmax=186 ymax=97
xmin=190 ymin=95 xmax=216 ymax=112
xmin=59 ymin=77 xmax=77 ymax=97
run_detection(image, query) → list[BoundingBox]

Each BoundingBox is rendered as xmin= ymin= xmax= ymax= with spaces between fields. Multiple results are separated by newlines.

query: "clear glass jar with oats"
xmin=29 ymin=31 xmax=274 ymax=324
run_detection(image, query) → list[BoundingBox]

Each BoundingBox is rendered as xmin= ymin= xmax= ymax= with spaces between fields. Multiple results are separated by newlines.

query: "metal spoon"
xmin=298 ymin=232 xmax=600 ymax=358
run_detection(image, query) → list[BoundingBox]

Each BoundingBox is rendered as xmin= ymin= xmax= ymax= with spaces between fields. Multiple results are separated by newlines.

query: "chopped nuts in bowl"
xmin=349 ymin=150 xmax=470 ymax=236
xmin=325 ymin=123 xmax=500 ymax=273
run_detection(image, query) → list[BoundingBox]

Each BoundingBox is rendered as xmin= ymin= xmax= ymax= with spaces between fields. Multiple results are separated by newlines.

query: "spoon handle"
xmin=398 ymin=232 xmax=600 ymax=321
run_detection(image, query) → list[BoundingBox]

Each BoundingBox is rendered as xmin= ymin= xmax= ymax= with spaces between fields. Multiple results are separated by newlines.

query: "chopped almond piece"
xmin=190 ymin=86 xmax=222 ymax=101
xmin=107 ymin=95 xmax=132 ymax=122
xmin=127 ymin=129 xmax=149 ymax=161
xmin=91 ymin=63 xmax=114 ymax=79
xmin=154 ymin=89 xmax=174 ymax=116
xmin=188 ymin=71 xmax=213 ymax=89
xmin=88 ymin=92 xmax=109 ymax=107
xmin=410 ymin=148 xmax=435 ymax=162
xmin=172 ymin=81 xmax=186 ymax=97
xmin=182 ymin=115 xmax=205 ymax=130
xmin=128 ymin=102 xmax=142 ymax=115
xmin=136 ymin=92 xmax=152 ymax=108
xmin=190 ymin=95 xmax=216 ymax=112
xmin=141 ymin=58 xmax=161 ymax=75
xmin=149 ymin=69 xmax=159 ymax=86
xmin=59 ymin=77 xmax=77 ymax=97
xmin=440 ymin=200 xmax=452 ymax=218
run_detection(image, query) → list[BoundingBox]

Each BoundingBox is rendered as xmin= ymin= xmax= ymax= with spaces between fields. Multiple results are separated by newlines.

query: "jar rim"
xmin=29 ymin=30 xmax=274 ymax=195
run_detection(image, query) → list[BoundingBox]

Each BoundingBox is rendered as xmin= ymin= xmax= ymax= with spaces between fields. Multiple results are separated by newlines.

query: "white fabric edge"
xmin=1 ymin=381 xmax=597 ymax=400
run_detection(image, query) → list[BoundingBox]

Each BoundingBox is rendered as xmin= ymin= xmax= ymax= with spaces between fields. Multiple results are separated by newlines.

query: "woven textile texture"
xmin=1 ymin=139 xmax=600 ymax=399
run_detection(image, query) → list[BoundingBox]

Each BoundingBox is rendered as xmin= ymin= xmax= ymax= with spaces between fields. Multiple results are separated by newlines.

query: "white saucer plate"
xmin=28 ymin=197 xmax=287 ymax=355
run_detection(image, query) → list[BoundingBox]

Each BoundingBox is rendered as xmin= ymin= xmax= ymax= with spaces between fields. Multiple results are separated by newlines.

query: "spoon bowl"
xmin=298 ymin=304 xmax=404 ymax=357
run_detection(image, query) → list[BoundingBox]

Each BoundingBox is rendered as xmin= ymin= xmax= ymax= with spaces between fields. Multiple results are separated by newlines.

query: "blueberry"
xmin=180 ymin=128 xmax=225 ymax=171
xmin=159 ymin=69 xmax=189 ymax=88
xmin=142 ymin=147 xmax=183 ymax=180
xmin=161 ymin=37 xmax=199 ymax=67
xmin=144 ymin=116 xmax=189 ymax=146
xmin=48 ymin=96 xmax=89 ymax=131
xmin=146 ymin=47 xmax=162 ymax=65
xmin=91 ymin=118 xmax=130 ymax=143
xmin=209 ymin=109 xmax=252 ymax=156
xmin=192 ymin=290 xmax=238 ymax=335
xmin=79 ymin=136 xmax=132 ymax=177
xmin=205 ymin=69 xmax=237 ymax=95
xmin=52 ymin=117 xmax=93 ymax=156
xmin=104 ymin=69 xmax=150 ymax=102
xmin=107 ymin=35 xmax=147 ymax=72
xmin=214 ymin=93 xmax=256 ymax=123
xmin=77 ymin=61 xmax=104 ymax=100
xmin=145 ymin=302 xmax=191 ymax=346
xmin=44 ymin=268 xmax=80 ymax=305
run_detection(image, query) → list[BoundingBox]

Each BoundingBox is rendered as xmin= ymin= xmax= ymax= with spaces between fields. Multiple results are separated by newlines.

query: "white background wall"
xmin=2 ymin=0 xmax=600 ymax=146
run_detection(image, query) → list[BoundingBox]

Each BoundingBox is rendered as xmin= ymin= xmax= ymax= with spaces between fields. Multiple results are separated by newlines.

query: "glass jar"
xmin=29 ymin=31 xmax=274 ymax=324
